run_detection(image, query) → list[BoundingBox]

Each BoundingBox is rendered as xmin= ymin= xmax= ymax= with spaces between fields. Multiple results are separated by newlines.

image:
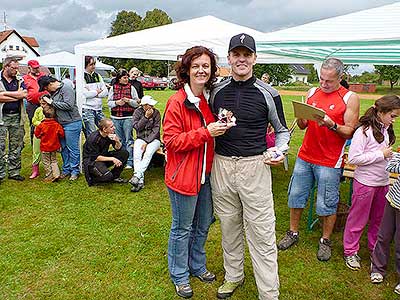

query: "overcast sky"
xmin=0 ymin=0 xmax=397 ymax=73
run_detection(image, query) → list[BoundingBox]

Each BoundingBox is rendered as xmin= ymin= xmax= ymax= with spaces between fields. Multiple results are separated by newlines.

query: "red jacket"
xmin=163 ymin=88 xmax=215 ymax=196
xmin=23 ymin=72 xmax=47 ymax=105
xmin=34 ymin=118 xmax=65 ymax=152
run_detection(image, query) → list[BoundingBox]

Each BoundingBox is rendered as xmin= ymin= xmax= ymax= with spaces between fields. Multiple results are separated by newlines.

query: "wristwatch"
xmin=329 ymin=123 xmax=338 ymax=131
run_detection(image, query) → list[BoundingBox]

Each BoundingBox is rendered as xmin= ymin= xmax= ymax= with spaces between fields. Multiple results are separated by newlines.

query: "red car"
xmin=137 ymin=76 xmax=155 ymax=90
xmin=152 ymin=77 xmax=168 ymax=90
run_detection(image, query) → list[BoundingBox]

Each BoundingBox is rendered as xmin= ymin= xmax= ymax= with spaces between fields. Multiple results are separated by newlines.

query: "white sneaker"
xmin=394 ymin=283 xmax=400 ymax=295
xmin=344 ymin=254 xmax=361 ymax=270
xmin=370 ymin=272 xmax=383 ymax=284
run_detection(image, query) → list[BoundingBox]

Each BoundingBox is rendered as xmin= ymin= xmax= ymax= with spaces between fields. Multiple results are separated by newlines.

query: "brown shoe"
xmin=59 ymin=173 xmax=70 ymax=179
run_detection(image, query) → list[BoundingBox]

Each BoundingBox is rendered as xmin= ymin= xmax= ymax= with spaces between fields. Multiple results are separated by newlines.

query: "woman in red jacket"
xmin=163 ymin=46 xmax=227 ymax=298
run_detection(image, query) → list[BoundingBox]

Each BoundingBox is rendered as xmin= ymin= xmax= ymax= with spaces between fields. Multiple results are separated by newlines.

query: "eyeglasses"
xmin=7 ymin=66 xmax=19 ymax=70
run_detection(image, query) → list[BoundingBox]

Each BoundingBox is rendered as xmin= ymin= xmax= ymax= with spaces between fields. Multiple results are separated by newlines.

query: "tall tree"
xmin=101 ymin=9 xmax=173 ymax=77
xmin=140 ymin=9 xmax=172 ymax=30
xmin=109 ymin=10 xmax=142 ymax=37
xmin=304 ymin=64 xmax=318 ymax=83
xmin=374 ymin=65 xmax=400 ymax=89
xmin=351 ymin=71 xmax=380 ymax=84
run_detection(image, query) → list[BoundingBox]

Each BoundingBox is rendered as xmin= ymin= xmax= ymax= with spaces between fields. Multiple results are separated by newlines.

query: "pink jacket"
xmin=348 ymin=125 xmax=390 ymax=187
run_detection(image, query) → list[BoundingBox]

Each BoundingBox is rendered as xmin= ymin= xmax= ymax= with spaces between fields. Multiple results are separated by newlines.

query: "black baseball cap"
xmin=38 ymin=75 xmax=57 ymax=92
xmin=228 ymin=33 xmax=256 ymax=53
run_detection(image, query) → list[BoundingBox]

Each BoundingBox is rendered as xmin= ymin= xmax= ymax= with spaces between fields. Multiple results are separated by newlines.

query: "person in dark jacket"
xmin=129 ymin=95 xmax=160 ymax=192
xmin=82 ymin=118 xmax=128 ymax=186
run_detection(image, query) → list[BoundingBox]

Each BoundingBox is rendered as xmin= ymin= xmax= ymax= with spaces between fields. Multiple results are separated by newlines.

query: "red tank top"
xmin=298 ymin=86 xmax=351 ymax=168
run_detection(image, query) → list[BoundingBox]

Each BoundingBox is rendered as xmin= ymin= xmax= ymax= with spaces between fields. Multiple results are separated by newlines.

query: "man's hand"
xmin=112 ymin=157 xmax=122 ymax=167
xmin=141 ymin=143 xmax=147 ymax=152
xmin=108 ymin=134 xmax=120 ymax=143
xmin=297 ymin=118 xmax=308 ymax=129
xmin=263 ymin=146 xmax=285 ymax=166
xmin=314 ymin=114 xmax=335 ymax=128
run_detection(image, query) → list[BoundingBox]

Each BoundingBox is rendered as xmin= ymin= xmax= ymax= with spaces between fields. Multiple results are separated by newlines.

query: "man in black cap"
xmin=209 ymin=33 xmax=289 ymax=300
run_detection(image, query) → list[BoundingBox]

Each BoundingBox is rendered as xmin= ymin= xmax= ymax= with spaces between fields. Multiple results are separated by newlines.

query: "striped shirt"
xmin=386 ymin=152 xmax=400 ymax=209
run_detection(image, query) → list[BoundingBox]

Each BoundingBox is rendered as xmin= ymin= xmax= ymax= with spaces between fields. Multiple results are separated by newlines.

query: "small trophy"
xmin=217 ymin=108 xmax=236 ymax=128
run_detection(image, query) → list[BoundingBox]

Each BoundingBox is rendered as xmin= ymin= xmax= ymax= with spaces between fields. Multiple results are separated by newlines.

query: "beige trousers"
xmin=42 ymin=151 xmax=60 ymax=181
xmin=211 ymin=154 xmax=279 ymax=300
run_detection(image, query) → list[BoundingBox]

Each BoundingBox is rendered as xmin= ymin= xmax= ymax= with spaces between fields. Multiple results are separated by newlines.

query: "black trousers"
xmin=89 ymin=149 xmax=129 ymax=184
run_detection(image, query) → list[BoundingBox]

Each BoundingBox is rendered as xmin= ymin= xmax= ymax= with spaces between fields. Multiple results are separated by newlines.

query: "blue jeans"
xmin=60 ymin=120 xmax=82 ymax=176
xmin=167 ymin=176 xmax=213 ymax=285
xmin=82 ymin=108 xmax=105 ymax=138
xmin=288 ymin=157 xmax=342 ymax=216
xmin=111 ymin=117 xmax=134 ymax=167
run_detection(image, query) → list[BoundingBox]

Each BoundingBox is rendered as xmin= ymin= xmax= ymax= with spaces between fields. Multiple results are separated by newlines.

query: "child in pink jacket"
xmin=343 ymin=95 xmax=400 ymax=270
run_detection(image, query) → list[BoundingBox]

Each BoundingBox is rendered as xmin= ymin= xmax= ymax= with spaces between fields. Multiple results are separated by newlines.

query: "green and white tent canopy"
xmin=257 ymin=2 xmax=400 ymax=65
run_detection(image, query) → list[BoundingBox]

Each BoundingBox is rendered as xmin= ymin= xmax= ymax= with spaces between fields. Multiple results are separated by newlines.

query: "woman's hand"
xmin=145 ymin=108 xmax=154 ymax=118
xmin=116 ymin=99 xmax=125 ymax=106
xmin=207 ymin=122 xmax=228 ymax=137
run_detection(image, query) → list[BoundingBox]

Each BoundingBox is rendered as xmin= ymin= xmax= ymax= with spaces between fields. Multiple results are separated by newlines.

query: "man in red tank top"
xmin=277 ymin=58 xmax=360 ymax=262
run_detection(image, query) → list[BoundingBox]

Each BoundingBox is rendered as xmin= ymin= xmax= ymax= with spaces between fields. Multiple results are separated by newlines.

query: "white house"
xmin=0 ymin=29 xmax=40 ymax=61
xmin=289 ymin=64 xmax=310 ymax=83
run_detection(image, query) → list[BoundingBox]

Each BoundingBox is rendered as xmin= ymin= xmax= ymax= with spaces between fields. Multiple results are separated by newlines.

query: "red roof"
xmin=0 ymin=29 xmax=40 ymax=55
xmin=22 ymin=36 xmax=39 ymax=48
xmin=0 ymin=30 xmax=13 ymax=44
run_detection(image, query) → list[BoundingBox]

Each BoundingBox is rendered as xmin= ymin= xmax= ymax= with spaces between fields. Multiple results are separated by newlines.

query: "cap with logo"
xmin=228 ymin=33 xmax=256 ymax=53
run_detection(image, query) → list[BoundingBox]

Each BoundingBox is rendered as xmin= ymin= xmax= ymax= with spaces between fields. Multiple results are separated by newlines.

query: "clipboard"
xmin=292 ymin=101 xmax=325 ymax=121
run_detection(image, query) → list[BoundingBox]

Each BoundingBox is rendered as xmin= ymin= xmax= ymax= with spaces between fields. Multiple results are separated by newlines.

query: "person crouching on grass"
xmin=34 ymin=106 xmax=64 ymax=182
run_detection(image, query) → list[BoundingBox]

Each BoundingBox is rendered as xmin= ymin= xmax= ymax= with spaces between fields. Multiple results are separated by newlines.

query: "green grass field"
xmin=1 ymin=90 xmax=399 ymax=300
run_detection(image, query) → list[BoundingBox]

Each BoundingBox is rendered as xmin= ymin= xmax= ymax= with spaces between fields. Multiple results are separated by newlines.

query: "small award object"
xmin=218 ymin=108 xmax=236 ymax=128
xmin=263 ymin=144 xmax=289 ymax=162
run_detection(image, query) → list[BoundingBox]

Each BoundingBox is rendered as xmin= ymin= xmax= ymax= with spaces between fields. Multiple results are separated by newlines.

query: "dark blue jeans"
xmin=60 ymin=120 xmax=82 ymax=176
xmin=167 ymin=176 xmax=213 ymax=285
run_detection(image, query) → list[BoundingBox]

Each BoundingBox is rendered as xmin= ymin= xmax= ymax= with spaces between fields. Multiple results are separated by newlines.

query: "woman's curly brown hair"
xmin=174 ymin=46 xmax=218 ymax=90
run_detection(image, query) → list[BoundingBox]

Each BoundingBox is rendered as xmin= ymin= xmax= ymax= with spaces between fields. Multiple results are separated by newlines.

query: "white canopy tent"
xmin=74 ymin=15 xmax=310 ymax=64
xmin=74 ymin=15 xmax=313 ymax=112
xmin=21 ymin=51 xmax=114 ymax=80
xmin=256 ymin=2 xmax=400 ymax=65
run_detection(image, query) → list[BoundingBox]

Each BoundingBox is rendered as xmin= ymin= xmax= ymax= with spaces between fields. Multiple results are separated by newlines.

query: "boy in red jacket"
xmin=34 ymin=106 xmax=65 ymax=182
